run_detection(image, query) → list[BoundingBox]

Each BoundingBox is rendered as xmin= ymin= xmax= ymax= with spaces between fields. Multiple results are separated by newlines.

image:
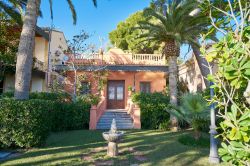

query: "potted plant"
xmin=128 ymin=86 xmax=133 ymax=96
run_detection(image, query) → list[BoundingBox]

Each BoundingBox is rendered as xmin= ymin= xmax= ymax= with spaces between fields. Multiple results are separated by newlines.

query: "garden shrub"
xmin=132 ymin=92 xmax=170 ymax=129
xmin=0 ymin=91 xmax=14 ymax=98
xmin=30 ymin=92 xmax=72 ymax=102
xmin=166 ymin=93 xmax=209 ymax=139
xmin=0 ymin=92 xmax=91 ymax=148
xmin=0 ymin=99 xmax=52 ymax=148
xmin=201 ymin=10 xmax=250 ymax=164
xmin=0 ymin=91 xmax=71 ymax=102
xmin=50 ymin=101 xmax=90 ymax=132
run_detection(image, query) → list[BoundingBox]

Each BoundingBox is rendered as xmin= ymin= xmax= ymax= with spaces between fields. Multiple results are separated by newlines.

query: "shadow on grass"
xmin=1 ymin=130 xmax=211 ymax=166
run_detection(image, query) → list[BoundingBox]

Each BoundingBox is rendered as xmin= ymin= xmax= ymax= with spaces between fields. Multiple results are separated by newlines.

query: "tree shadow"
xmin=120 ymin=130 xmax=210 ymax=166
xmin=1 ymin=130 xmax=212 ymax=166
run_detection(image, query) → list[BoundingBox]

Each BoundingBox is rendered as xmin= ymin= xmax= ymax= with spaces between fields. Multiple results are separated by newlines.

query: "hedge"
xmin=50 ymin=101 xmax=90 ymax=132
xmin=0 ymin=91 xmax=71 ymax=102
xmin=0 ymin=99 xmax=52 ymax=148
xmin=0 ymin=93 xmax=90 ymax=148
xmin=132 ymin=92 xmax=170 ymax=129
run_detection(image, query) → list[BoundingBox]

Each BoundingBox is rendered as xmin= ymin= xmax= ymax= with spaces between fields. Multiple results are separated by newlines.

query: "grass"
xmin=178 ymin=133 xmax=210 ymax=148
xmin=0 ymin=130 xmax=225 ymax=166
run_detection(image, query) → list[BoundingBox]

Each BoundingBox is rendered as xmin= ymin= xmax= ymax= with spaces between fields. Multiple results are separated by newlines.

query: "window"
xmin=140 ymin=82 xmax=151 ymax=93
xmin=117 ymin=86 xmax=124 ymax=100
xmin=80 ymin=82 xmax=91 ymax=95
xmin=108 ymin=86 xmax=115 ymax=99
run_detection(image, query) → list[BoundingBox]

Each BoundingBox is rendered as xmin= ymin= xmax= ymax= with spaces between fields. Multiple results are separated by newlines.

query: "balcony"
xmin=68 ymin=51 xmax=166 ymax=66
xmin=33 ymin=59 xmax=46 ymax=72
xmin=131 ymin=54 xmax=165 ymax=65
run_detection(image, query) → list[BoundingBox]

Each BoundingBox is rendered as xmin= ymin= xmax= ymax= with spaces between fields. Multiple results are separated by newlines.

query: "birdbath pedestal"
xmin=102 ymin=119 xmax=124 ymax=157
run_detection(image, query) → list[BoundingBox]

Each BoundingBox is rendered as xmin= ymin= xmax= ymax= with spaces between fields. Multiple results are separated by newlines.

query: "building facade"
xmin=1 ymin=27 xmax=68 ymax=93
xmin=55 ymin=48 xmax=168 ymax=130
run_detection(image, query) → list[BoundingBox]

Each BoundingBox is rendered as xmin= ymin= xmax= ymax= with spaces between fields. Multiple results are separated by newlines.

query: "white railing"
xmin=69 ymin=53 xmax=166 ymax=66
xmin=132 ymin=54 xmax=165 ymax=65
xmin=74 ymin=53 xmax=100 ymax=60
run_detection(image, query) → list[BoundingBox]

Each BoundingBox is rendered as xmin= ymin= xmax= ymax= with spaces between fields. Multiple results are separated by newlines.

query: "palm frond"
xmin=66 ymin=0 xmax=77 ymax=25
xmin=0 ymin=1 xmax=22 ymax=24
xmin=49 ymin=0 xmax=53 ymax=20
xmin=137 ymin=0 xmax=210 ymax=47
xmin=92 ymin=0 xmax=97 ymax=7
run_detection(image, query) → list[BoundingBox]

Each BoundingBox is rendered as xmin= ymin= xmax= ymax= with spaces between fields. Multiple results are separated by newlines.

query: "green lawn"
xmin=1 ymin=130 xmax=224 ymax=166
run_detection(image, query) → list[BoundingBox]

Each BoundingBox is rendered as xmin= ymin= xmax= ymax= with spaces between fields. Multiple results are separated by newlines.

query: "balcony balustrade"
xmin=34 ymin=59 xmax=46 ymax=71
xmin=69 ymin=53 xmax=166 ymax=66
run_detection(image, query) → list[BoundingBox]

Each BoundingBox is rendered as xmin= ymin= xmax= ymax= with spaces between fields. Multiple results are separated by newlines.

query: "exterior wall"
xmin=105 ymin=71 xmax=166 ymax=107
xmin=70 ymin=48 xmax=165 ymax=66
xmin=178 ymin=56 xmax=206 ymax=92
xmin=65 ymin=70 xmax=167 ymax=108
xmin=30 ymin=75 xmax=45 ymax=92
xmin=3 ymin=74 xmax=15 ymax=92
xmin=49 ymin=31 xmax=68 ymax=65
xmin=3 ymin=74 xmax=45 ymax=92
xmin=34 ymin=37 xmax=47 ymax=63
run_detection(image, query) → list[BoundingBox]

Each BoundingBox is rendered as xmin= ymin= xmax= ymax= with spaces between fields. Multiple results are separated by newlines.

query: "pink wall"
xmin=65 ymin=70 xmax=167 ymax=130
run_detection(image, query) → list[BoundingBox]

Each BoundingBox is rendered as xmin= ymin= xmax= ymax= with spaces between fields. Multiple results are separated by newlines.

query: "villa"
xmin=55 ymin=47 xmax=207 ymax=130
xmin=0 ymin=27 xmax=68 ymax=93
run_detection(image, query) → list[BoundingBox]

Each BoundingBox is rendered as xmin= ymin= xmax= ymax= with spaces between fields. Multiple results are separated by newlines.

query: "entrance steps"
xmin=96 ymin=110 xmax=134 ymax=130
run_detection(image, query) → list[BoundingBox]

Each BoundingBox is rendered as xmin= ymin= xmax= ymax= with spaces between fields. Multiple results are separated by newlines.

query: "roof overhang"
xmin=35 ymin=26 xmax=49 ymax=40
xmin=54 ymin=65 xmax=168 ymax=72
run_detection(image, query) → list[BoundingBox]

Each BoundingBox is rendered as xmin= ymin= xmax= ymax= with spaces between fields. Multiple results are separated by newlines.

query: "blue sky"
xmin=38 ymin=0 xmax=190 ymax=59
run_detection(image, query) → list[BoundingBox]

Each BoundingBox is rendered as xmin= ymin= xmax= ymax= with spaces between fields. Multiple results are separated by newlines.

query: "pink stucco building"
xmin=55 ymin=48 xmax=206 ymax=130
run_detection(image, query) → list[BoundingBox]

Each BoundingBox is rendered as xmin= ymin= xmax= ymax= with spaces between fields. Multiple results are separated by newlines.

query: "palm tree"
xmin=138 ymin=0 xmax=209 ymax=129
xmin=0 ymin=0 xmax=97 ymax=100
xmin=150 ymin=0 xmax=212 ymax=88
xmin=0 ymin=0 xmax=27 ymax=24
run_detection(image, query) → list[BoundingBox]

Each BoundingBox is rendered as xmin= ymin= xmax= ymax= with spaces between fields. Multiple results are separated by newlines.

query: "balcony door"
xmin=107 ymin=80 xmax=125 ymax=109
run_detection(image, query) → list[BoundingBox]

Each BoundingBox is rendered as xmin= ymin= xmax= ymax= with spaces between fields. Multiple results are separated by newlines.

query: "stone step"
xmin=100 ymin=114 xmax=130 ymax=117
xmin=97 ymin=123 xmax=133 ymax=127
xmin=98 ymin=120 xmax=132 ymax=124
xmin=100 ymin=117 xmax=131 ymax=121
xmin=96 ymin=110 xmax=134 ymax=130
xmin=98 ymin=119 xmax=133 ymax=123
xmin=96 ymin=125 xmax=133 ymax=130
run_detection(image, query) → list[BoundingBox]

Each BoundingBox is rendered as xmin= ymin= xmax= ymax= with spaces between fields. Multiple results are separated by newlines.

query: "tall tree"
xmin=109 ymin=11 xmax=160 ymax=54
xmin=0 ymin=12 xmax=20 ymax=82
xmin=138 ymin=0 xmax=209 ymax=130
xmin=0 ymin=0 xmax=97 ymax=100
xmin=151 ymin=0 xmax=212 ymax=88
xmin=0 ymin=0 xmax=27 ymax=24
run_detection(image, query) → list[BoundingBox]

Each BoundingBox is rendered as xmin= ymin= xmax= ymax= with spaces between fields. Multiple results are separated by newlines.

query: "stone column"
xmin=133 ymin=105 xmax=141 ymax=129
xmin=107 ymin=142 xmax=118 ymax=157
xmin=89 ymin=106 xmax=97 ymax=130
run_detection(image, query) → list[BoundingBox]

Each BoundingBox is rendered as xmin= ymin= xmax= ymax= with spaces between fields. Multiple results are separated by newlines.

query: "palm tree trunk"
xmin=14 ymin=0 xmax=40 ymax=100
xmin=191 ymin=44 xmax=210 ymax=88
xmin=168 ymin=55 xmax=178 ymax=131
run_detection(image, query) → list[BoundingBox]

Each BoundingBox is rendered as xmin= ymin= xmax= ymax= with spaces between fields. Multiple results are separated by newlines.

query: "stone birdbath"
xmin=102 ymin=119 xmax=124 ymax=157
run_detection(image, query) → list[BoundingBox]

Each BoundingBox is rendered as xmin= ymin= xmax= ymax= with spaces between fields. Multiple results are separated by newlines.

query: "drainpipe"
xmin=133 ymin=72 xmax=136 ymax=92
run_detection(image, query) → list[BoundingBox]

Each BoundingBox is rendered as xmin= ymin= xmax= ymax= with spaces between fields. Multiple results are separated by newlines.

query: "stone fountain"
xmin=102 ymin=119 xmax=124 ymax=157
